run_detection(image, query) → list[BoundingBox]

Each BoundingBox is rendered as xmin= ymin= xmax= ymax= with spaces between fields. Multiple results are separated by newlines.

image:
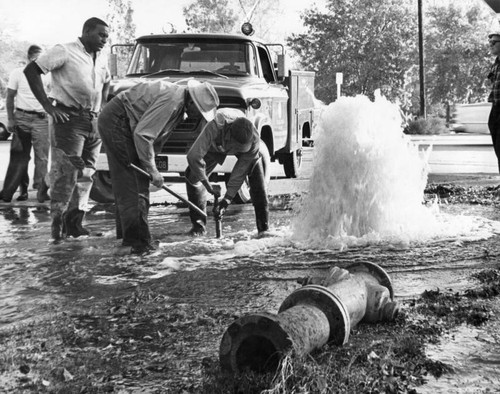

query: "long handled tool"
xmin=129 ymin=163 xmax=207 ymax=219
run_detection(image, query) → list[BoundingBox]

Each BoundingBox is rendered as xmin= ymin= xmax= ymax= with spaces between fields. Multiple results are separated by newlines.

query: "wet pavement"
xmin=1 ymin=174 xmax=500 ymax=392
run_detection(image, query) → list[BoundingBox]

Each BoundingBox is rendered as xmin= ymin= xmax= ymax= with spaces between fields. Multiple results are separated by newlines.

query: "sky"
xmin=0 ymin=0 xmax=327 ymax=46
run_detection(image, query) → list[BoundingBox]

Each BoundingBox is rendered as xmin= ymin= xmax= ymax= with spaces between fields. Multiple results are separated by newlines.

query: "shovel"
xmin=128 ymin=163 xmax=207 ymax=219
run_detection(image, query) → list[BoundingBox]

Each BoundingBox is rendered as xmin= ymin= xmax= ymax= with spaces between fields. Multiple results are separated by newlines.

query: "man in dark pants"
xmin=98 ymin=79 xmax=219 ymax=254
xmin=24 ymin=17 xmax=110 ymax=241
xmin=488 ymin=32 xmax=500 ymax=174
xmin=185 ymin=107 xmax=269 ymax=237
xmin=0 ymin=45 xmax=50 ymax=203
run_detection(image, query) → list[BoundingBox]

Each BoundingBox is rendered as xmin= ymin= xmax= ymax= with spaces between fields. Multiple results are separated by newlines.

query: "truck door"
xmin=256 ymin=44 xmax=288 ymax=151
xmin=288 ymin=70 xmax=316 ymax=152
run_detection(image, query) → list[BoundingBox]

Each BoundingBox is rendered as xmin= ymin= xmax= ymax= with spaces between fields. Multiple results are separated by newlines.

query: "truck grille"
xmin=160 ymin=117 xmax=204 ymax=153
xmin=219 ymin=97 xmax=246 ymax=110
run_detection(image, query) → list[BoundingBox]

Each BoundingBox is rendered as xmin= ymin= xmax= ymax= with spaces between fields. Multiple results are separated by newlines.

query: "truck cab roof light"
xmin=241 ymin=22 xmax=254 ymax=36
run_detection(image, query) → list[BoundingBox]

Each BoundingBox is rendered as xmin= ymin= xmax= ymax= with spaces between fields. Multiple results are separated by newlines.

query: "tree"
xmin=287 ymin=0 xmax=417 ymax=105
xmin=183 ymin=0 xmax=238 ymax=34
xmin=106 ymin=0 xmax=136 ymax=44
xmin=0 ymin=28 xmax=31 ymax=99
xmin=182 ymin=0 xmax=282 ymax=41
xmin=424 ymin=1 xmax=496 ymax=106
xmin=106 ymin=0 xmax=137 ymax=77
xmin=235 ymin=0 xmax=282 ymax=41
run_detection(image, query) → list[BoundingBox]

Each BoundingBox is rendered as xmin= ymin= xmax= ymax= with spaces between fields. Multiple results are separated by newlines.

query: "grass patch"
xmin=404 ymin=116 xmax=448 ymax=135
xmin=2 ymin=266 xmax=499 ymax=393
xmin=424 ymin=184 xmax=500 ymax=206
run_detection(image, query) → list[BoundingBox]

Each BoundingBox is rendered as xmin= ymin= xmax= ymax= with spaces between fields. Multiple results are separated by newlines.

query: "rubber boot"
xmin=16 ymin=173 xmax=30 ymax=201
xmin=115 ymin=206 xmax=126 ymax=242
xmin=64 ymin=209 xmax=90 ymax=238
xmin=51 ymin=206 xmax=65 ymax=241
xmin=248 ymin=159 xmax=269 ymax=234
xmin=74 ymin=210 xmax=90 ymax=236
xmin=37 ymin=181 xmax=50 ymax=203
xmin=185 ymin=174 xmax=207 ymax=236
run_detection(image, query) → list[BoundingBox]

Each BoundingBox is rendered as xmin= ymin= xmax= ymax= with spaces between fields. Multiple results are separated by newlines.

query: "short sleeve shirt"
xmin=35 ymin=39 xmax=110 ymax=112
xmin=7 ymin=67 xmax=49 ymax=112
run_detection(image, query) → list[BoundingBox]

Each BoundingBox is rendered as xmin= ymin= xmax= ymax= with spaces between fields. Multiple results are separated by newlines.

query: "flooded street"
xmin=2 ymin=96 xmax=500 ymax=392
xmin=1 ymin=194 xmax=500 ymax=392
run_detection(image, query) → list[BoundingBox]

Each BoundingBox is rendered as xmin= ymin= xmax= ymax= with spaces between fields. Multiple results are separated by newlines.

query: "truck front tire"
xmin=0 ymin=124 xmax=9 ymax=141
xmin=283 ymin=148 xmax=302 ymax=178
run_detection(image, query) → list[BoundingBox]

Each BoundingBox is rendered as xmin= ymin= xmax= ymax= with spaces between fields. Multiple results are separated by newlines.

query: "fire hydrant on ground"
xmin=219 ymin=262 xmax=399 ymax=374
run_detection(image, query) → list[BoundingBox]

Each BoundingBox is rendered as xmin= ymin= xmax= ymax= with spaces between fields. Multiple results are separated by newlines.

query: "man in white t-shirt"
xmin=0 ymin=45 xmax=50 ymax=203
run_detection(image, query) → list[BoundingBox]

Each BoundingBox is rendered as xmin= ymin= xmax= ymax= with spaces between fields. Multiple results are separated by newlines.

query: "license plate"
xmin=155 ymin=156 xmax=168 ymax=171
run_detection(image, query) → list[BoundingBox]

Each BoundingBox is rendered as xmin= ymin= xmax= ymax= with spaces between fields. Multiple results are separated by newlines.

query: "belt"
xmin=16 ymin=108 xmax=47 ymax=118
xmin=54 ymin=101 xmax=98 ymax=118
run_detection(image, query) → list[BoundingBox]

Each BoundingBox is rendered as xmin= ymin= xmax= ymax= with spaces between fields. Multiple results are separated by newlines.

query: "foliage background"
xmin=0 ymin=0 xmax=498 ymax=118
xmin=287 ymin=0 xmax=497 ymax=119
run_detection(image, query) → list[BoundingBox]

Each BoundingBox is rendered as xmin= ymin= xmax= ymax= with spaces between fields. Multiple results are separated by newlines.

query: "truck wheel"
xmin=230 ymin=141 xmax=271 ymax=204
xmin=283 ymin=149 xmax=302 ymax=178
xmin=90 ymin=171 xmax=115 ymax=203
xmin=0 ymin=124 xmax=9 ymax=141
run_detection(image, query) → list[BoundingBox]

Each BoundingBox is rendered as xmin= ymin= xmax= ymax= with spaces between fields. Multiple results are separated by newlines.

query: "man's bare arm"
xmin=24 ymin=62 xmax=69 ymax=123
xmin=101 ymin=81 xmax=110 ymax=109
xmin=5 ymin=88 xmax=17 ymax=132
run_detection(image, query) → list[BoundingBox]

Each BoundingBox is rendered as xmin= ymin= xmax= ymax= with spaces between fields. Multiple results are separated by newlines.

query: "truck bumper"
xmin=95 ymin=153 xmax=238 ymax=175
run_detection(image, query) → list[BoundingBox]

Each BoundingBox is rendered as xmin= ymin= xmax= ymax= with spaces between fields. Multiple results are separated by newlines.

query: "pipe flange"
xmin=346 ymin=261 xmax=394 ymax=300
xmin=278 ymin=285 xmax=350 ymax=345
xmin=219 ymin=312 xmax=291 ymax=373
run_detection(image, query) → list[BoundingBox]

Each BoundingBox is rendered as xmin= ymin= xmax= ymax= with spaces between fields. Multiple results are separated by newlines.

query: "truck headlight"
xmin=248 ymin=98 xmax=261 ymax=109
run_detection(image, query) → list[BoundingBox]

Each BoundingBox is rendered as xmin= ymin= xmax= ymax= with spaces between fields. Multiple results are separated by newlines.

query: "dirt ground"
xmin=1 ymin=174 xmax=500 ymax=393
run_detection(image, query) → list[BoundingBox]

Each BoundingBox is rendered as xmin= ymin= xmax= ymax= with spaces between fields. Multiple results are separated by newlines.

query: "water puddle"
xmin=1 ymin=94 xmax=500 ymax=390
xmin=420 ymin=309 xmax=500 ymax=393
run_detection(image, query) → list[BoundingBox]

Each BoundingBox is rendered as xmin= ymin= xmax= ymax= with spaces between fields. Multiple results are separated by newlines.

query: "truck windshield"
xmin=127 ymin=40 xmax=254 ymax=76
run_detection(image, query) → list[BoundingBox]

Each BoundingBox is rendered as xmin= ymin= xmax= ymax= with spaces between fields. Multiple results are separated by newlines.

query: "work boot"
xmin=188 ymin=222 xmax=206 ymax=237
xmin=16 ymin=192 xmax=28 ymax=202
xmin=255 ymin=206 xmax=269 ymax=236
xmin=37 ymin=182 xmax=50 ymax=203
xmin=64 ymin=209 xmax=90 ymax=237
xmin=248 ymin=158 xmax=269 ymax=234
xmin=0 ymin=191 xmax=12 ymax=203
xmin=185 ymin=173 xmax=207 ymax=230
xmin=130 ymin=242 xmax=157 ymax=255
xmin=51 ymin=211 xmax=64 ymax=241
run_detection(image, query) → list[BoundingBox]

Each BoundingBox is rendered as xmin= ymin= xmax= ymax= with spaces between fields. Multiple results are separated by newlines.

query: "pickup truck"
xmin=90 ymin=30 xmax=318 ymax=203
xmin=0 ymin=109 xmax=9 ymax=141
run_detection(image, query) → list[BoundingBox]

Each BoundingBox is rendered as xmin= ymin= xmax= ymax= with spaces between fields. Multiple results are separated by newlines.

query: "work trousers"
xmin=1 ymin=111 xmax=49 ymax=199
xmin=98 ymin=97 xmax=151 ymax=249
xmin=488 ymin=102 xmax=500 ymax=174
xmin=50 ymin=109 xmax=100 ymax=220
xmin=185 ymin=152 xmax=269 ymax=233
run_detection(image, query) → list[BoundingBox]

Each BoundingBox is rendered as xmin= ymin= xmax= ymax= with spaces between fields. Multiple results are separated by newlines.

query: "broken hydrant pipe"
xmin=219 ymin=262 xmax=399 ymax=374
